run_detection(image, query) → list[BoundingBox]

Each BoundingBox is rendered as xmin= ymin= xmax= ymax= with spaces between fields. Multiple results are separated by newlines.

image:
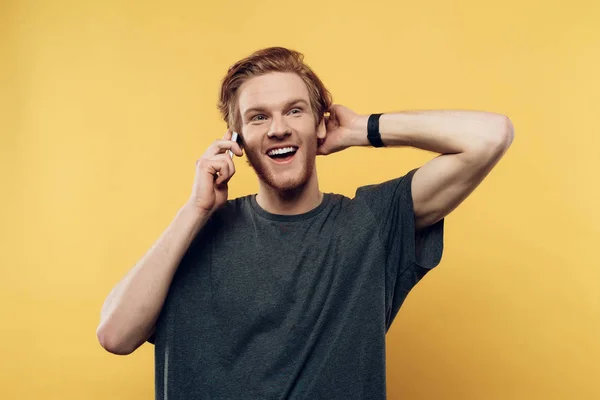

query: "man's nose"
xmin=267 ymin=114 xmax=291 ymax=139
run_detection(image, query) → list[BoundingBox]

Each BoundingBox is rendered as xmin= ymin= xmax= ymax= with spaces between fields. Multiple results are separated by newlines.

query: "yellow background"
xmin=2 ymin=0 xmax=599 ymax=399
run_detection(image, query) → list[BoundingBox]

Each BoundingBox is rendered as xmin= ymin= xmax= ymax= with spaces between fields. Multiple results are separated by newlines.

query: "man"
xmin=97 ymin=47 xmax=513 ymax=399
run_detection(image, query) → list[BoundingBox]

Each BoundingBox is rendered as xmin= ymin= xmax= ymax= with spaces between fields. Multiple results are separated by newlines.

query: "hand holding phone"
xmin=188 ymin=130 xmax=243 ymax=215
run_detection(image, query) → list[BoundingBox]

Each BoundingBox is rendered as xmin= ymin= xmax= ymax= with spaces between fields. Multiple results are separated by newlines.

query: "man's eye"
xmin=251 ymin=115 xmax=267 ymax=121
xmin=288 ymin=108 xmax=302 ymax=115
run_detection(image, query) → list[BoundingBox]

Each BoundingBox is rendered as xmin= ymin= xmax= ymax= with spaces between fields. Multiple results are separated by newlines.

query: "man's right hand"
xmin=189 ymin=129 xmax=244 ymax=215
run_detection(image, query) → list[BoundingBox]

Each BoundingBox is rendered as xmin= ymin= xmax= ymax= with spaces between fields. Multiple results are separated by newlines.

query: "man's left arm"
xmin=345 ymin=109 xmax=514 ymax=230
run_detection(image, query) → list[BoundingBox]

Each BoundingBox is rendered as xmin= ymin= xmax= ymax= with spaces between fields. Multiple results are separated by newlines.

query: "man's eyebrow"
xmin=242 ymin=99 xmax=310 ymax=118
xmin=285 ymin=99 xmax=309 ymax=108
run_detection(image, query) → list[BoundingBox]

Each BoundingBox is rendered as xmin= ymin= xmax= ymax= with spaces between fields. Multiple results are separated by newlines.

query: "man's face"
xmin=237 ymin=72 xmax=325 ymax=193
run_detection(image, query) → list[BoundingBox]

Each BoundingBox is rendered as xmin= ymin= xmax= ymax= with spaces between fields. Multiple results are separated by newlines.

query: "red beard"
xmin=243 ymin=140 xmax=317 ymax=194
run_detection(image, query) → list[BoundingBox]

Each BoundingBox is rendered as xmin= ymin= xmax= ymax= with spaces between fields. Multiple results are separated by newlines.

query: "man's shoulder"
xmin=225 ymin=194 xmax=255 ymax=208
xmin=350 ymin=170 xmax=417 ymax=211
xmin=212 ymin=195 xmax=254 ymax=219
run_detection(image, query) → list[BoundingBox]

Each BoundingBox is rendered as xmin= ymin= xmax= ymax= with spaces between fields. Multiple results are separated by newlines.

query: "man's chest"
xmin=159 ymin=212 xmax=384 ymax=348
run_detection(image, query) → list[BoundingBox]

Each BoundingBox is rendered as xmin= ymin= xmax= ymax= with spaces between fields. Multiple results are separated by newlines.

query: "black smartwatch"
xmin=367 ymin=113 xmax=385 ymax=147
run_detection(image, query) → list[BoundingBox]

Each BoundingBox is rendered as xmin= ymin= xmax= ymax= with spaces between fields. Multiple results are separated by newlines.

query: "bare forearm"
xmin=97 ymin=203 xmax=209 ymax=355
xmin=354 ymin=110 xmax=513 ymax=156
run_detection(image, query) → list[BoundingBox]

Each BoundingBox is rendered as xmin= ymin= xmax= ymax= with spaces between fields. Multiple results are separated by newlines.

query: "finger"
xmin=219 ymin=153 xmax=236 ymax=180
xmin=222 ymin=129 xmax=232 ymax=140
xmin=326 ymin=117 xmax=335 ymax=131
xmin=228 ymin=141 xmax=243 ymax=157
xmin=330 ymin=107 xmax=338 ymax=123
xmin=208 ymin=139 xmax=243 ymax=157
xmin=209 ymin=159 xmax=230 ymax=185
xmin=209 ymin=155 xmax=235 ymax=184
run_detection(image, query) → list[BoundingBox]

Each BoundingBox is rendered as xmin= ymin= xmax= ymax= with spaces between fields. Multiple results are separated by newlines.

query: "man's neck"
xmin=255 ymin=173 xmax=323 ymax=216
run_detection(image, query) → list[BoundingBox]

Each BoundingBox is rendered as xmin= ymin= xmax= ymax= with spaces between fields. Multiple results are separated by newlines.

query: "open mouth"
xmin=266 ymin=146 xmax=298 ymax=164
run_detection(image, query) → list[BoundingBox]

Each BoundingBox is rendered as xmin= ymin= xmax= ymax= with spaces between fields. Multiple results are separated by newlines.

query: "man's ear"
xmin=316 ymin=115 xmax=327 ymax=140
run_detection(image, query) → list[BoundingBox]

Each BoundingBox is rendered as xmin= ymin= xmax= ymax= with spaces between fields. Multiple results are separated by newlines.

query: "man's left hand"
xmin=317 ymin=104 xmax=368 ymax=155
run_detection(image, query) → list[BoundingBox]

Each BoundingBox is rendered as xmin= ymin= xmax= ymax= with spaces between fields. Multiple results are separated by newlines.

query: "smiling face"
xmin=238 ymin=72 xmax=326 ymax=193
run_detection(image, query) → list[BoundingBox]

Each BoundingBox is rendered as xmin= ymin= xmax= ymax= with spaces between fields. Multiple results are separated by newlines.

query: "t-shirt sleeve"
xmin=355 ymin=167 xmax=444 ymax=331
xmin=147 ymin=331 xmax=156 ymax=345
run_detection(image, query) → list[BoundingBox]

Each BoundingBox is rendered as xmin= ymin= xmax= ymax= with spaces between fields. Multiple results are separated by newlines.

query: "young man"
xmin=97 ymin=47 xmax=513 ymax=399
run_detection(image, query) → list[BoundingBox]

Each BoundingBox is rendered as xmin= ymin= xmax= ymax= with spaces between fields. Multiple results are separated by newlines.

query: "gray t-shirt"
xmin=149 ymin=168 xmax=444 ymax=399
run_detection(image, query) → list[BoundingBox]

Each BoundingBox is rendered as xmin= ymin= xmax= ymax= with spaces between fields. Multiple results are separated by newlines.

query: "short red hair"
xmin=218 ymin=47 xmax=333 ymax=134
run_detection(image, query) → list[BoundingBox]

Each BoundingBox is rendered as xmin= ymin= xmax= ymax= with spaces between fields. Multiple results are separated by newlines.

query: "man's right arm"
xmin=96 ymin=130 xmax=243 ymax=355
xmin=96 ymin=204 xmax=209 ymax=355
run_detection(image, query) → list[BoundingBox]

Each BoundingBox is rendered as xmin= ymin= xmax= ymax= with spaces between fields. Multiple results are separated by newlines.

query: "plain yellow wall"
xmin=2 ymin=0 xmax=599 ymax=399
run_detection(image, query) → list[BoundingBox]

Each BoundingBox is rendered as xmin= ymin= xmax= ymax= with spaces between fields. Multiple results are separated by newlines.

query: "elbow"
xmin=491 ymin=114 xmax=514 ymax=152
xmin=96 ymin=320 xmax=136 ymax=356
xmin=472 ymin=114 xmax=514 ymax=159
xmin=498 ymin=114 xmax=515 ymax=149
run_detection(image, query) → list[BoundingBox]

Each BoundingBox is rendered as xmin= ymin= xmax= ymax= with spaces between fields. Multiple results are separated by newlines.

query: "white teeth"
xmin=268 ymin=147 xmax=296 ymax=156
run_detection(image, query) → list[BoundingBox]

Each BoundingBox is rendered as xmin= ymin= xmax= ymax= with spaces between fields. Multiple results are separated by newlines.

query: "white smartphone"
xmin=228 ymin=132 xmax=239 ymax=158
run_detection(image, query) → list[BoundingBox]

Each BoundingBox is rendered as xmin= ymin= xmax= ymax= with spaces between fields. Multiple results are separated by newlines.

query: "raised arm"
xmin=319 ymin=106 xmax=514 ymax=229
xmin=96 ymin=131 xmax=243 ymax=355
xmin=376 ymin=110 xmax=514 ymax=229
